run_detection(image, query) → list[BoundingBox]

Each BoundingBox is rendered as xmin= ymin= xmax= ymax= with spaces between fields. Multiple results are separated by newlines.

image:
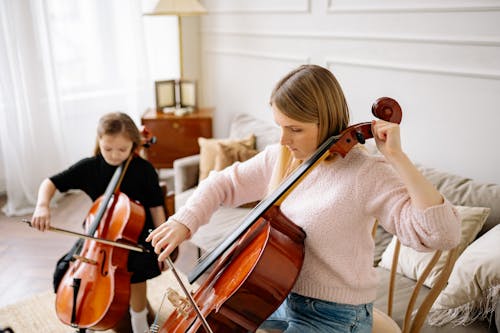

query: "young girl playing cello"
xmin=31 ymin=112 xmax=165 ymax=333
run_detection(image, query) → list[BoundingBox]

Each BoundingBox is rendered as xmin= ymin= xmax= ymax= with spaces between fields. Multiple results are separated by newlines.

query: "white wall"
xmin=194 ymin=0 xmax=500 ymax=184
xmin=0 ymin=143 xmax=4 ymax=195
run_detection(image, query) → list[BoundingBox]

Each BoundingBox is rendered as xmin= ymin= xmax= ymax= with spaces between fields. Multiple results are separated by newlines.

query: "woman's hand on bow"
xmin=146 ymin=219 xmax=191 ymax=262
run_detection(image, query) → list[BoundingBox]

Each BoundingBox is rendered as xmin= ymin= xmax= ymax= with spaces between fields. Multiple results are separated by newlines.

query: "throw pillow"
xmin=213 ymin=141 xmax=259 ymax=171
xmin=214 ymin=142 xmax=260 ymax=208
xmin=198 ymin=135 xmax=256 ymax=182
xmin=428 ymin=224 xmax=500 ymax=326
xmin=378 ymin=205 xmax=490 ymax=288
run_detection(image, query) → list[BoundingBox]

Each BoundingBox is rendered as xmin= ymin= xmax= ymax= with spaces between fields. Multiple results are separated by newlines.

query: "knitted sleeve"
xmin=170 ymin=144 xmax=280 ymax=235
xmin=357 ymin=155 xmax=460 ymax=251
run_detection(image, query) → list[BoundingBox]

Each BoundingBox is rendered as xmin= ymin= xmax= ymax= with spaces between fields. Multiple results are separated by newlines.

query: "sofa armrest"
xmin=173 ymin=154 xmax=200 ymax=194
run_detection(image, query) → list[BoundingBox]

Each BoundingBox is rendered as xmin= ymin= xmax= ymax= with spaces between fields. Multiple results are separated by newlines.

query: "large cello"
xmin=158 ymin=97 xmax=402 ymax=333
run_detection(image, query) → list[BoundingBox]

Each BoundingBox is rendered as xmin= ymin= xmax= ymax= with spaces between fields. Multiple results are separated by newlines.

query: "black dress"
xmin=50 ymin=154 xmax=163 ymax=283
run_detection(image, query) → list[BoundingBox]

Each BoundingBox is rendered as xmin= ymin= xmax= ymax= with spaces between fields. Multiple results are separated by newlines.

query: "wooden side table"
xmin=141 ymin=107 xmax=213 ymax=168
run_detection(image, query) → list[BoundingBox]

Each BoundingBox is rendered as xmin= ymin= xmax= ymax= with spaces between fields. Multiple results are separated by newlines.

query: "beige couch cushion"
xmin=175 ymin=188 xmax=252 ymax=251
xmin=417 ymin=165 xmax=500 ymax=238
xmin=198 ymin=135 xmax=256 ymax=182
xmin=379 ymin=205 xmax=490 ymax=288
xmin=428 ymin=225 xmax=500 ymax=326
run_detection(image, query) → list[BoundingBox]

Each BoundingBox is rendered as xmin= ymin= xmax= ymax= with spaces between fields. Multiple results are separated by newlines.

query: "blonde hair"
xmin=268 ymin=64 xmax=349 ymax=192
xmin=93 ymin=112 xmax=141 ymax=156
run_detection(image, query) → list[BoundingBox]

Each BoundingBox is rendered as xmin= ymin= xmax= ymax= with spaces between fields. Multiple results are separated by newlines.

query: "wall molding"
xmin=327 ymin=0 xmax=500 ymax=13
xmin=325 ymin=58 xmax=500 ymax=80
xmin=205 ymin=48 xmax=310 ymax=64
xmin=206 ymin=0 xmax=310 ymax=14
xmin=202 ymin=29 xmax=500 ymax=47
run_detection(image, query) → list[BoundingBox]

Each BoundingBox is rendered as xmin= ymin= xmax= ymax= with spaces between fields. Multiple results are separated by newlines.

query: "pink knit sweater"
xmin=172 ymin=144 xmax=461 ymax=305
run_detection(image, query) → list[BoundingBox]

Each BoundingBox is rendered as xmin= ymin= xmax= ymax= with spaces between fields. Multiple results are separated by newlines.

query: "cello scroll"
xmin=328 ymin=97 xmax=402 ymax=157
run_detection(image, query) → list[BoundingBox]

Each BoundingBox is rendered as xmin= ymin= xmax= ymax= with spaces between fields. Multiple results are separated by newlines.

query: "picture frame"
xmin=179 ymin=79 xmax=197 ymax=108
xmin=155 ymin=80 xmax=176 ymax=110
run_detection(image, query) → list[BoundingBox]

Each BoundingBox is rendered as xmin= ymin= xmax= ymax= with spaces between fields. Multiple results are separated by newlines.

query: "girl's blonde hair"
xmin=268 ymin=64 xmax=350 ymax=192
xmin=93 ymin=112 xmax=141 ymax=156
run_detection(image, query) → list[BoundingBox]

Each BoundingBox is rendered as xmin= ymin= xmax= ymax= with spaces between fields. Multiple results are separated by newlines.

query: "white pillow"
xmin=378 ymin=205 xmax=490 ymax=288
xmin=428 ymin=224 xmax=500 ymax=326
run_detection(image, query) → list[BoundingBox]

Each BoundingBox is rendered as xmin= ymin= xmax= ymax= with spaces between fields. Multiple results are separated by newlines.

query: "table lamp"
xmin=143 ymin=0 xmax=207 ymax=78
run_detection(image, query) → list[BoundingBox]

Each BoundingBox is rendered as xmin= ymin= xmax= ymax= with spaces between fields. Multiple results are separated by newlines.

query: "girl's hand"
xmin=31 ymin=206 xmax=51 ymax=232
xmin=371 ymin=120 xmax=403 ymax=162
xmin=146 ymin=219 xmax=190 ymax=262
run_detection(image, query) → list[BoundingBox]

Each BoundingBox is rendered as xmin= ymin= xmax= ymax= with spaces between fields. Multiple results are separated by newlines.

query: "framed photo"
xmin=155 ymin=80 xmax=176 ymax=110
xmin=179 ymin=79 xmax=197 ymax=108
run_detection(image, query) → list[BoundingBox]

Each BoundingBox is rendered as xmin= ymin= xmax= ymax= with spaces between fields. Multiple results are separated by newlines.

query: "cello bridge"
xmin=166 ymin=287 xmax=191 ymax=318
xmin=72 ymin=254 xmax=97 ymax=265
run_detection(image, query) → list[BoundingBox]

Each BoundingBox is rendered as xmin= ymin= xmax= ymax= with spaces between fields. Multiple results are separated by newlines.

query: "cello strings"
xmin=148 ymin=291 xmax=167 ymax=333
xmin=194 ymin=206 xmax=260 ymax=265
xmin=165 ymin=257 xmax=214 ymax=333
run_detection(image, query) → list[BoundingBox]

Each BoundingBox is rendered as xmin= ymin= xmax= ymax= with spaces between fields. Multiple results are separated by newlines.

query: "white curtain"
xmin=0 ymin=0 xmax=169 ymax=216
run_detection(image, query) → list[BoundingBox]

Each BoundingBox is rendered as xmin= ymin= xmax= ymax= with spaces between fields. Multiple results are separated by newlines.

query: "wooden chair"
xmin=372 ymin=222 xmax=460 ymax=333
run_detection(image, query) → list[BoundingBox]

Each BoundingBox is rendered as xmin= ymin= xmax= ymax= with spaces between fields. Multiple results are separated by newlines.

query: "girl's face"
xmin=272 ymin=104 xmax=319 ymax=160
xmin=98 ymin=134 xmax=133 ymax=166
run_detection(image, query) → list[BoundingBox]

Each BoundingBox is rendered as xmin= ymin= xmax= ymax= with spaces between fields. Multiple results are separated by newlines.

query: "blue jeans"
xmin=259 ymin=293 xmax=373 ymax=333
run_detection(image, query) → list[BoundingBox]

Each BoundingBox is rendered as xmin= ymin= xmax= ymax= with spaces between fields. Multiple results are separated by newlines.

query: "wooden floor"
xmin=0 ymin=191 xmax=199 ymax=309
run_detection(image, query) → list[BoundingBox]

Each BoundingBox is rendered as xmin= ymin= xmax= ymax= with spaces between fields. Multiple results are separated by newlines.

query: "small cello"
xmin=158 ymin=97 xmax=403 ymax=332
xmin=53 ymin=152 xmax=143 ymax=330
xmin=53 ymin=129 xmax=161 ymax=331
xmin=23 ymin=129 xmax=158 ymax=331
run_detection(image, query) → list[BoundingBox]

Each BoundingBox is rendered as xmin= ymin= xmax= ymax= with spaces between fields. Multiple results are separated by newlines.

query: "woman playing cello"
xmin=147 ymin=64 xmax=461 ymax=332
xmin=31 ymin=112 xmax=165 ymax=333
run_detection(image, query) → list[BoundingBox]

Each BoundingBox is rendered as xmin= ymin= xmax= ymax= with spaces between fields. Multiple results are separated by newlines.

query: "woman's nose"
xmin=280 ymin=132 xmax=290 ymax=145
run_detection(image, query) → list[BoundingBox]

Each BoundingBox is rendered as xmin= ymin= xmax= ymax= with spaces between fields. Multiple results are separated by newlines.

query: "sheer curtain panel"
xmin=0 ymin=0 xmax=158 ymax=215
xmin=0 ymin=0 xmax=66 ymax=215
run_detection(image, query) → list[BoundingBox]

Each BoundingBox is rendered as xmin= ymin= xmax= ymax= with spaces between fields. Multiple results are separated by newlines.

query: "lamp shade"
xmin=144 ymin=0 xmax=207 ymax=16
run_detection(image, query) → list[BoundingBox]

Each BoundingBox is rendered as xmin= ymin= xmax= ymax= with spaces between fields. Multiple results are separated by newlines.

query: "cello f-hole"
xmin=100 ymin=249 xmax=108 ymax=276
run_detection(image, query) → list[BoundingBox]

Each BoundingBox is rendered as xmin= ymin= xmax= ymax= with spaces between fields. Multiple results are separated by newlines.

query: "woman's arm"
xmin=370 ymin=120 xmax=460 ymax=250
xmin=372 ymin=120 xmax=444 ymax=209
xmin=147 ymin=145 xmax=280 ymax=262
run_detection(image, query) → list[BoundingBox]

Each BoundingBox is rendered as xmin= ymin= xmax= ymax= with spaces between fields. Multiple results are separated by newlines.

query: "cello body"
xmin=55 ymin=192 xmax=145 ymax=330
xmin=160 ymin=206 xmax=305 ymax=332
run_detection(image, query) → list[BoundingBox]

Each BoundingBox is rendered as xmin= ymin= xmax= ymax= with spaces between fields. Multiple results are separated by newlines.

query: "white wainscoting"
xmin=197 ymin=0 xmax=500 ymax=184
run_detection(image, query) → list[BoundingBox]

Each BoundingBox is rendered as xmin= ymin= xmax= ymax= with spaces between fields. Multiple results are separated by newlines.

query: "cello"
xmin=158 ymin=97 xmax=402 ymax=332
xmin=53 ymin=128 xmax=163 ymax=331
xmin=53 ymin=152 xmax=143 ymax=331
xmin=22 ymin=129 xmax=158 ymax=331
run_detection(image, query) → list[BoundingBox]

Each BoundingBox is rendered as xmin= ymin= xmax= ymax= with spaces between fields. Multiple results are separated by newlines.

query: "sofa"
xmin=172 ymin=113 xmax=499 ymax=333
